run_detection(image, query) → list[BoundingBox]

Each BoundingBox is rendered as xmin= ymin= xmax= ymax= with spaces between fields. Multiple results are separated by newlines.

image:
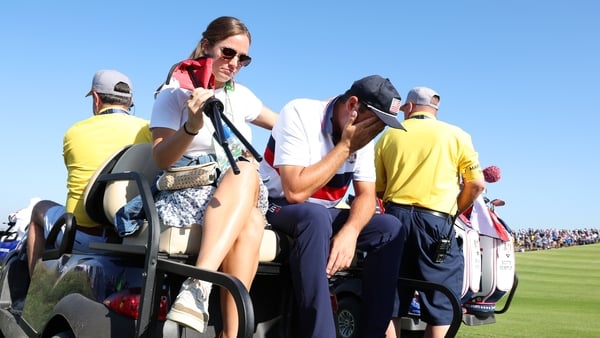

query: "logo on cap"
xmin=389 ymin=97 xmax=402 ymax=113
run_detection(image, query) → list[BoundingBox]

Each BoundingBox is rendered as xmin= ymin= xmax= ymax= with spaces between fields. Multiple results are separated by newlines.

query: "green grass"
xmin=456 ymin=244 xmax=600 ymax=338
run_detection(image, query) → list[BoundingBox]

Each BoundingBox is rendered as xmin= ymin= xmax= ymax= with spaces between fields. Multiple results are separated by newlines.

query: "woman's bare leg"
xmin=219 ymin=207 xmax=265 ymax=337
xmin=191 ymin=161 xmax=264 ymax=336
xmin=195 ymin=161 xmax=260 ymax=270
xmin=386 ymin=318 xmax=399 ymax=337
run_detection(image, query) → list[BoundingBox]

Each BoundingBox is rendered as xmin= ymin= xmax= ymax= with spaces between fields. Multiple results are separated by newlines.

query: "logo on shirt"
xmin=468 ymin=164 xmax=481 ymax=171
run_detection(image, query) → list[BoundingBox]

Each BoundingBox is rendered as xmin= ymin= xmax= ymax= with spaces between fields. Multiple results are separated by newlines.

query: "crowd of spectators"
xmin=511 ymin=227 xmax=599 ymax=251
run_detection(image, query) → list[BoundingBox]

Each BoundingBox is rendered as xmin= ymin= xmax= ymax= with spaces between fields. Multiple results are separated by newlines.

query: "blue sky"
xmin=1 ymin=1 xmax=598 ymax=230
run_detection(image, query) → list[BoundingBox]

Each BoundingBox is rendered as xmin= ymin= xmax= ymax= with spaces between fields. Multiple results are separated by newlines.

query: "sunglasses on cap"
xmin=220 ymin=47 xmax=252 ymax=67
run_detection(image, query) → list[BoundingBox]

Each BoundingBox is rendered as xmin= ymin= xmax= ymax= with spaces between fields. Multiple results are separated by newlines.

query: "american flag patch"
xmin=389 ymin=98 xmax=402 ymax=113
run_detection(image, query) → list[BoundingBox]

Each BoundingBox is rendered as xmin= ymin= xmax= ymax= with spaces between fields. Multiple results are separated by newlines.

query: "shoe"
xmin=167 ymin=277 xmax=212 ymax=333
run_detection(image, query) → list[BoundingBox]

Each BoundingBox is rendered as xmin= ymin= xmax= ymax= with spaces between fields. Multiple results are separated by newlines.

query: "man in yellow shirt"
xmin=375 ymin=87 xmax=485 ymax=338
xmin=26 ymin=70 xmax=152 ymax=276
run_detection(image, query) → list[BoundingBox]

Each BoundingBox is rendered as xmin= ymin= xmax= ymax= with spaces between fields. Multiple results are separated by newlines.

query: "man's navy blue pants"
xmin=266 ymin=199 xmax=404 ymax=338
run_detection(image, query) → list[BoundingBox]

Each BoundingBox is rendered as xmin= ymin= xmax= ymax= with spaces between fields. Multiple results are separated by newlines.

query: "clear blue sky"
xmin=1 ymin=1 xmax=598 ymax=230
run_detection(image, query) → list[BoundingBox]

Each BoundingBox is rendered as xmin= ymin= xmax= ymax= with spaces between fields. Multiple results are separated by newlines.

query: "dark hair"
xmin=189 ymin=16 xmax=251 ymax=59
xmin=97 ymin=93 xmax=132 ymax=107
xmin=339 ymin=91 xmax=370 ymax=114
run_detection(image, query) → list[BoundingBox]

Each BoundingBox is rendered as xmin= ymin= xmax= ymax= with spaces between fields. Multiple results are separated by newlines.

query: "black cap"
xmin=348 ymin=75 xmax=405 ymax=130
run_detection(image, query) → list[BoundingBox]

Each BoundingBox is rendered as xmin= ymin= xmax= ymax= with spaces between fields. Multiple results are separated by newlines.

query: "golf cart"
xmin=0 ymin=141 xmax=372 ymax=338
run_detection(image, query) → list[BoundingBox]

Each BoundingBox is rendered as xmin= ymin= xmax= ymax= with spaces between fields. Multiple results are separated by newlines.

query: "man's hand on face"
xmin=341 ymin=111 xmax=385 ymax=154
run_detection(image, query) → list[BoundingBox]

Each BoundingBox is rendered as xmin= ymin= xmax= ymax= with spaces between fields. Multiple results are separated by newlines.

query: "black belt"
xmin=386 ymin=203 xmax=451 ymax=219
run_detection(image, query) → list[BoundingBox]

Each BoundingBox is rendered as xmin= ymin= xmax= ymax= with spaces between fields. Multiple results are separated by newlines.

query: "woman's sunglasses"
xmin=220 ymin=47 xmax=252 ymax=67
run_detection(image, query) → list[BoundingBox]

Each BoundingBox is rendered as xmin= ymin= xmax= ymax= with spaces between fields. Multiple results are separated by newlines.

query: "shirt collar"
xmin=408 ymin=111 xmax=436 ymax=120
xmin=98 ymin=107 xmax=129 ymax=115
xmin=322 ymin=96 xmax=339 ymax=135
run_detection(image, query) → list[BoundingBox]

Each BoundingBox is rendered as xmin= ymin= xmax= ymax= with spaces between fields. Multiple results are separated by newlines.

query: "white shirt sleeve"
xmin=272 ymin=100 xmax=312 ymax=167
xmin=150 ymin=85 xmax=215 ymax=155
xmin=150 ymin=85 xmax=187 ymax=131
xmin=352 ymin=141 xmax=376 ymax=182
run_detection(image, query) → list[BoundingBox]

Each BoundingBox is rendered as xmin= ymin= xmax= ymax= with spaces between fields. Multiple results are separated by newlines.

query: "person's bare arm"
xmin=152 ymin=87 xmax=212 ymax=169
xmin=279 ymin=142 xmax=351 ymax=203
xmin=280 ymin=112 xmax=384 ymax=203
xmin=326 ymin=180 xmax=376 ymax=277
xmin=251 ymin=105 xmax=279 ymax=130
xmin=457 ymin=179 xmax=486 ymax=214
xmin=152 ymin=127 xmax=187 ymax=169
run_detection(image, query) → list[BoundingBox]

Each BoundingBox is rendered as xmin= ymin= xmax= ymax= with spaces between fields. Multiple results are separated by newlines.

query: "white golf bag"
xmin=457 ymin=195 xmax=516 ymax=320
xmin=454 ymin=214 xmax=481 ymax=300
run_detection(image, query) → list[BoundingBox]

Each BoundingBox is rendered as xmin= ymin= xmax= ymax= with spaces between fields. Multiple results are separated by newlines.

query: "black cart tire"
xmin=336 ymin=295 xmax=361 ymax=338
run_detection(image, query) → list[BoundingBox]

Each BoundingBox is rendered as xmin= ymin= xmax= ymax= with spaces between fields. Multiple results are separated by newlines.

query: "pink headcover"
xmin=483 ymin=165 xmax=501 ymax=183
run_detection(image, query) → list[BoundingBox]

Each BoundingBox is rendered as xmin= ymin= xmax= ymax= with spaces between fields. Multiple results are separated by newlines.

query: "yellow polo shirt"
xmin=63 ymin=112 xmax=152 ymax=227
xmin=375 ymin=112 xmax=483 ymax=214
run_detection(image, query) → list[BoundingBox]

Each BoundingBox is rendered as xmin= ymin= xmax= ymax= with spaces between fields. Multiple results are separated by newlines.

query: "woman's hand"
xmin=186 ymin=87 xmax=214 ymax=132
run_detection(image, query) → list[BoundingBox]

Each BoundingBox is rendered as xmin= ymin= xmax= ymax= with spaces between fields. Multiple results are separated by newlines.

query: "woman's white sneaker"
xmin=167 ymin=277 xmax=212 ymax=333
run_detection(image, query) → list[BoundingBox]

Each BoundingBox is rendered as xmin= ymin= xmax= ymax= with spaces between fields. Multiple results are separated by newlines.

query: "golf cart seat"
xmin=82 ymin=142 xmax=288 ymax=262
